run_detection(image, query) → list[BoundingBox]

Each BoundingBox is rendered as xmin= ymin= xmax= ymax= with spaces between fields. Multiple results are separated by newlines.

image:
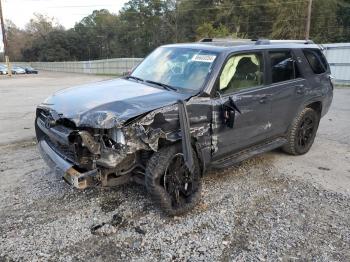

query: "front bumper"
xmin=38 ymin=139 xmax=98 ymax=189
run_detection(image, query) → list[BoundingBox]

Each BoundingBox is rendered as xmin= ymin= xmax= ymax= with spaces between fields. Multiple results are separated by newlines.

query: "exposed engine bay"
xmin=35 ymin=97 xmax=213 ymax=189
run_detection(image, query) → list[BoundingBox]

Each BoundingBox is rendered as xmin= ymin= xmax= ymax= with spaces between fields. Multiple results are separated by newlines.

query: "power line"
xmin=69 ymin=2 xmax=350 ymax=17
xmin=48 ymin=5 xmax=115 ymax=9
xmin=45 ymin=1 xmax=306 ymax=11
xmin=67 ymin=14 xmax=347 ymax=29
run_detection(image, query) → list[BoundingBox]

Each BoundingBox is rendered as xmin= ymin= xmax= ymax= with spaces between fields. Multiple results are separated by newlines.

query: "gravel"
xmin=0 ymin=143 xmax=349 ymax=261
xmin=0 ymin=74 xmax=349 ymax=261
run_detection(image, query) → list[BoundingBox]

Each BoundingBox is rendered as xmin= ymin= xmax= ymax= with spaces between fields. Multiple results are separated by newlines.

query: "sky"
xmin=1 ymin=0 xmax=129 ymax=51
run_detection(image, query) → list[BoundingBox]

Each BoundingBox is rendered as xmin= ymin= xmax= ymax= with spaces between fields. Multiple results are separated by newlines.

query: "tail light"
xmin=328 ymin=75 xmax=335 ymax=90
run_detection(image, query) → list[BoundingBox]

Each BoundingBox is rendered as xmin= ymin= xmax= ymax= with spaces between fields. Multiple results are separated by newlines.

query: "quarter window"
xmin=269 ymin=51 xmax=299 ymax=83
xmin=219 ymin=53 xmax=264 ymax=94
xmin=303 ymin=49 xmax=327 ymax=74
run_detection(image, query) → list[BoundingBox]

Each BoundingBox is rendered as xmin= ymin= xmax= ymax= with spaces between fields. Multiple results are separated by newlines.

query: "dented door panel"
xmin=211 ymin=87 xmax=272 ymax=161
xmin=267 ymin=78 xmax=309 ymax=137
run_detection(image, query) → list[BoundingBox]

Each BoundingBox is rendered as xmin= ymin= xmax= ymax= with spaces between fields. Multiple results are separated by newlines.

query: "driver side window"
xmin=219 ymin=53 xmax=264 ymax=95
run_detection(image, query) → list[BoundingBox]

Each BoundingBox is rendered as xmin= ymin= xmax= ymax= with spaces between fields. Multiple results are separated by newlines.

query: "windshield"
xmin=131 ymin=47 xmax=218 ymax=91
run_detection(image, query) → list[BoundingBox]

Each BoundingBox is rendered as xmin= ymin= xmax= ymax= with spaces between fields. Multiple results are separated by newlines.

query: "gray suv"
xmin=35 ymin=39 xmax=333 ymax=215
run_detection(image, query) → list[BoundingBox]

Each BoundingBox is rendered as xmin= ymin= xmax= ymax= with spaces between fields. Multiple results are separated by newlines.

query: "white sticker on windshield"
xmin=191 ymin=54 xmax=216 ymax=63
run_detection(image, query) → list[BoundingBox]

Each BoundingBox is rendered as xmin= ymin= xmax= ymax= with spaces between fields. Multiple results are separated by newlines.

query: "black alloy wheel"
xmin=283 ymin=107 xmax=320 ymax=155
xmin=146 ymin=143 xmax=202 ymax=216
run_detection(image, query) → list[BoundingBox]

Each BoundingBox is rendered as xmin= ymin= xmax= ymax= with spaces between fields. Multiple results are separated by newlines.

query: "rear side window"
xmin=303 ymin=49 xmax=328 ymax=74
xmin=269 ymin=51 xmax=299 ymax=83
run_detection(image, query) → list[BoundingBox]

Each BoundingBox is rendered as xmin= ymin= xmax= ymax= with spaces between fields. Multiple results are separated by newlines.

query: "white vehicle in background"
xmin=12 ymin=66 xmax=26 ymax=74
xmin=0 ymin=65 xmax=8 ymax=75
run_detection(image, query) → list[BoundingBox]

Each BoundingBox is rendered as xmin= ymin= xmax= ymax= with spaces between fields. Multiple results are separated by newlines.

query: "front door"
xmin=211 ymin=51 xmax=274 ymax=160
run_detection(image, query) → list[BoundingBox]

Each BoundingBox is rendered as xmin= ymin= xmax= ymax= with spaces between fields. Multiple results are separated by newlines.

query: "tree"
xmin=5 ymin=20 xmax=29 ymax=61
xmin=25 ymin=13 xmax=63 ymax=37
xmin=196 ymin=22 xmax=230 ymax=39
xmin=270 ymin=0 xmax=307 ymax=39
xmin=310 ymin=0 xmax=347 ymax=43
xmin=116 ymin=0 xmax=176 ymax=57
xmin=5 ymin=0 xmax=350 ymax=62
xmin=73 ymin=9 xmax=120 ymax=59
xmin=21 ymin=13 xmax=66 ymax=61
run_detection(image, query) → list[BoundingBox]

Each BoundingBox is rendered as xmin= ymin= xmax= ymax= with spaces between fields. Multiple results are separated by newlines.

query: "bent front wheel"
xmin=145 ymin=143 xmax=202 ymax=216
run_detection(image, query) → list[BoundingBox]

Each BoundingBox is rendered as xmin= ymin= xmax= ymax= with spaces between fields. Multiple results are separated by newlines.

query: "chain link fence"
xmin=323 ymin=43 xmax=350 ymax=85
xmin=17 ymin=58 xmax=143 ymax=75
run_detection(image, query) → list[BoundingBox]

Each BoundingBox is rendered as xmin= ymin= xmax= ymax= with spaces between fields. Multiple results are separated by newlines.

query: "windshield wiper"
xmin=126 ymin=76 xmax=177 ymax=91
xmin=145 ymin=80 xmax=177 ymax=91
xmin=125 ymin=75 xmax=144 ymax=82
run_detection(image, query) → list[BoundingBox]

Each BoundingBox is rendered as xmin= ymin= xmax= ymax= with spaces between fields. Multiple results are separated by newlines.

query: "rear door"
xmin=264 ymin=50 xmax=308 ymax=137
xmin=211 ymin=51 xmax=274 ymax=160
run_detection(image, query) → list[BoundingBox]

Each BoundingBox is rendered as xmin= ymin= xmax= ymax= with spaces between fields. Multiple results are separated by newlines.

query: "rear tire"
xmin=282 ymin=107 xmax=320 ymax=155
xmin=145 ymin=143 xmax=202 ymax=216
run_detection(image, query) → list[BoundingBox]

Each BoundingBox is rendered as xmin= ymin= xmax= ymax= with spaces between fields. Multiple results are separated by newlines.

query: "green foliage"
xmin=5 ymin=0 xmax=350 ymax=62
xmin=196 ymin=23 xmax=231 ymax=39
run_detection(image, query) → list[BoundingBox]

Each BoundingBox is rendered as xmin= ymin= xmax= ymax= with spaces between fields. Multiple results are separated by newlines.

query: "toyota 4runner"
xmin=35 ymin=38 xmax=333 ymax=215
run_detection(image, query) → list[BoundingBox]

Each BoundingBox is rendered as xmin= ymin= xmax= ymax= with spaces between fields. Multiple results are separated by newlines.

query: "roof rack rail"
xmin=197 ymin=38 xmax=315 ymax=46
xmin=199 ymin=38 xmax=213 ymax=42
xmin=255 ymin=39 xmax=315 ymax=45
xmin=198 ymin=38 xmax=254 ymax=43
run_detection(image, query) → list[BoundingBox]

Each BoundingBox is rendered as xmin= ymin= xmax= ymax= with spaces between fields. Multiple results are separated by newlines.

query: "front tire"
xmin=145 ymin=143 xmax=202 ymax=216
xmin=282 ymin=107 xmax=320 ymax=155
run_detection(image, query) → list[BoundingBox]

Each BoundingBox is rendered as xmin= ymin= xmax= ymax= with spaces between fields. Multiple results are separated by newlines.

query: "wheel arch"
xmin=156 ymin=136 xmax=206 ymax=177
xmin=306 ymin=101 xmax=322 ymax=116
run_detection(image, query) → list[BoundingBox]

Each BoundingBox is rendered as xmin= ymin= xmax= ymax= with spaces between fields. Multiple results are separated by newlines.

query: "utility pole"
xmin=0 ymin=0 xmax=11 ymax=76
xmin=175 ymin=0 xmax=178 ymax=43
xmin=305 ymin=0 xmax=312 ymax=40
xmin=0 ymin=0 xmax=7 ymax=57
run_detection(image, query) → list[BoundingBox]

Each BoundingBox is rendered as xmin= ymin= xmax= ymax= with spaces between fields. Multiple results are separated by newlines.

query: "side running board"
xmin=211 ymin=138 xmax=287 ymax=169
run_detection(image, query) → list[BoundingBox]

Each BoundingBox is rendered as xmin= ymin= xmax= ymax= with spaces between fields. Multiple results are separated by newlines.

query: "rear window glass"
xmin=303 ymin=49 xmax=328 ymax=74
xmin=269 ymin=51 xmax=299 ymax=83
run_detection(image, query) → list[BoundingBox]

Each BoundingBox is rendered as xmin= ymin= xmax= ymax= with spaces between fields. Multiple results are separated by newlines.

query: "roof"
xmin=162 ymin=38 xmax=320 ymax=53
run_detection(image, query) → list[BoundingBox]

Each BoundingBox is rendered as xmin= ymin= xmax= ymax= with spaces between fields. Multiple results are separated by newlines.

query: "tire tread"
xmin=145 ymin=144 xmax=202 ymax=216
xmin=282 ymin=107 xmax=318 ymax=155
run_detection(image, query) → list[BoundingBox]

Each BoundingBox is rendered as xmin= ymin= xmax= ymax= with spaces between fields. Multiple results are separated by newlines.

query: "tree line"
xmin=4 ymin=0 xmax=350 ymax=62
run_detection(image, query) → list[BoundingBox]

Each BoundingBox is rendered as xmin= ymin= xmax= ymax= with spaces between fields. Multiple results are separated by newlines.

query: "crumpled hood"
xmin=41 ymin=78 xmax=191 ymax=128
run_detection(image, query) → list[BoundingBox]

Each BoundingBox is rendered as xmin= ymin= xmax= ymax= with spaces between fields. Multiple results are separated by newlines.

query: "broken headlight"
xmin=112 ymin=128 xmax=126 ymax=144
xmin=103 ymin=128 xmax=126 ymax=149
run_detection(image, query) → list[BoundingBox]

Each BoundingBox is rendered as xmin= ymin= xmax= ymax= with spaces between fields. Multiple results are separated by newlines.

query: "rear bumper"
xmin=38 ymin=139 xmax=98 ymax=189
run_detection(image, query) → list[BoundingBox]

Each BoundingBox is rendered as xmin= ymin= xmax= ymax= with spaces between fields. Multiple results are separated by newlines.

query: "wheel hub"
xmin=298 ymin=116 xmax=314 ymax=148
xmin=163 ymin=153 xmax=197 ymax=207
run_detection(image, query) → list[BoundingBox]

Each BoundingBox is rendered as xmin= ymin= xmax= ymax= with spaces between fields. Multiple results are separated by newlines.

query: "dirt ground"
xmin=0 ymin=72 xmax=112 ymax=145
xmin=0 ymin=72 xmax=349 ymax=261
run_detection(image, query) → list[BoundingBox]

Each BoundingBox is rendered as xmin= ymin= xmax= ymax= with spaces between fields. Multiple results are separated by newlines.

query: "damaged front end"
xmin=35 ymin=103 xmax=188 ymax=189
